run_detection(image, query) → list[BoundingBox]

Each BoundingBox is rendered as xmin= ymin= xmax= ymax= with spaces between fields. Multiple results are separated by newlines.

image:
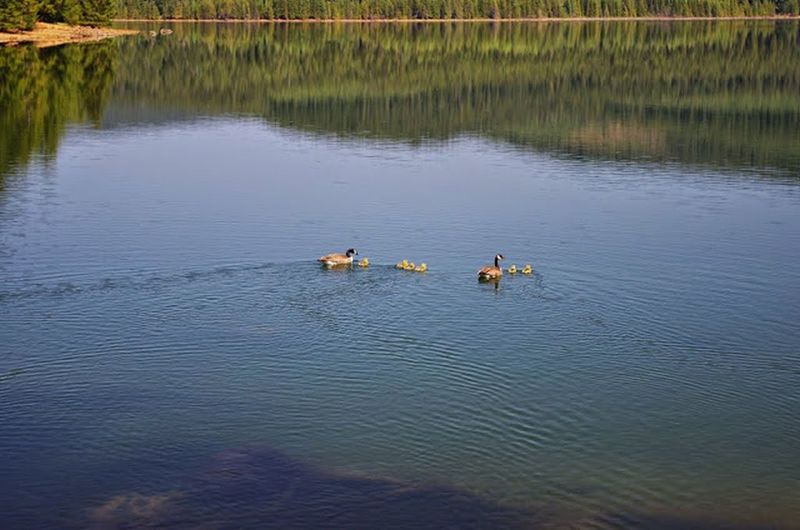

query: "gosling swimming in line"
xmin=394 ymin=259 xmax=427 ymax=272
xmin=522 ymin=264 xmax=533 ymax=275
xmin=508 ymin=264 xmax=518 ymax=274
xmin=318 ymin=248 xmax=358 ymax=267
xmin=478 ymin=254 xmax=504 ymax=280
xmin=358 ymin=257 xmax=370 ymax=267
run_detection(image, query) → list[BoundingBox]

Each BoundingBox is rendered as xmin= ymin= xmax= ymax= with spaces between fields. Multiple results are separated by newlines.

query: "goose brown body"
xmin=318 ymin=248 xmax=357 ymax=266
xmin=478 ymin=254 xmax=504 ymax=279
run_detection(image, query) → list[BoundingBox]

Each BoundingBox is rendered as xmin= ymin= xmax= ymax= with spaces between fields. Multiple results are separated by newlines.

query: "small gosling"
xmin=403 ymin=262 xmax=416 ymax=271
xmin=415 ymin=263 xmax=427 ymax=273
xmin=522 ymin=264 xmax=533 ymax=275
xmin=508 ymin=264 xmax=518 ymax=274
xmin=395 ymin=259 xmax=409 ymax=270
xmin=358 ymin=257 xmax=370 ymax=267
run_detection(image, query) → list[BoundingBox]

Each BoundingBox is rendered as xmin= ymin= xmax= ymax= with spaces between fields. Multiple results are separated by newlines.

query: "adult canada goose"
xmin=318 ymin=248 xmax=357 ymax=267
xmin=478 ymin=254 xmax=504 ymax=280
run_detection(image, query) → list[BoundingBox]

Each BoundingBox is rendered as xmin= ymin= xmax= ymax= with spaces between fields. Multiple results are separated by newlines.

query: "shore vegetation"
xmin=4 ymin=1 xmax=799 ymax=33
xmin=1 ymin=0 xmax=115 ymax=32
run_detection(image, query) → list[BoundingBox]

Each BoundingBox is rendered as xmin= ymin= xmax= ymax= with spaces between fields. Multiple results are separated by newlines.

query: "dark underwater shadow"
xmin=80 ymin=446 xmax=790 ymax=530
xmin=82 ymin=445 xmax=547 ymax=529
xmin=594 ymin=513 xmax=781 ymax=530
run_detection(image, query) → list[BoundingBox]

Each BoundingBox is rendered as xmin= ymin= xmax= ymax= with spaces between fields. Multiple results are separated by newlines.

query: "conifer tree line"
xmin=3 ymin=0 xmax=799 ymax=32
xmin=1 ymin=0 xmax=116 ymax=30
xmin=115 ymin=0 xmax=799 ymax=20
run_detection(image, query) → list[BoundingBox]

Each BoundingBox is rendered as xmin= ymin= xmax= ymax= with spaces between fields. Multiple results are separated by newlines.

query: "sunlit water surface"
xmin=1 ymin=21 xmax=799 ymax=529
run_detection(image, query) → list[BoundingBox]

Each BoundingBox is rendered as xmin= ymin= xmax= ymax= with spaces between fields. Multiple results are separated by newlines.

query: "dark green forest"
xmin=3 ymin=1 xmax=799 ymax=32
xmin=0 ymin=0 xmax=116 ymax=30
xmin=117 ymin=0 xmax=799 ymax=20
xmin=2 ymin=20 xmax=799 ymax=181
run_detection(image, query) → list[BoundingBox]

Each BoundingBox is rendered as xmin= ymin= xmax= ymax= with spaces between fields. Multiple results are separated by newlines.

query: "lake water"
xmin=1 ymin=21 xmax=799 ymax=529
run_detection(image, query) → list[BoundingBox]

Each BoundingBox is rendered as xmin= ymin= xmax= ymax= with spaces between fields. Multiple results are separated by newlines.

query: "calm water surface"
xmin=1 ymin=21 xmax=799 ymax=529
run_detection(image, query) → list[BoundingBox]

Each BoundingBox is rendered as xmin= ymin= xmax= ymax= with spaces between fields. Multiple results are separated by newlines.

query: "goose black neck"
xmin=494 ymin=256 xmax=500 ymax=268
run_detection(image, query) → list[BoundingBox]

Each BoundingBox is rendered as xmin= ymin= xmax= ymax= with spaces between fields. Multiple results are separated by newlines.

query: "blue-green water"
xmin=1 ymin=21 xmax=800 ymax=529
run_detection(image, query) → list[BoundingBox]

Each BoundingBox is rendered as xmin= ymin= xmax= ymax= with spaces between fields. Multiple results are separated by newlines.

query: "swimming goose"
xmin=318 ymin=248 xmax=357 ymax=267
xmin=478 ymin=254 xmax=504 ymax=280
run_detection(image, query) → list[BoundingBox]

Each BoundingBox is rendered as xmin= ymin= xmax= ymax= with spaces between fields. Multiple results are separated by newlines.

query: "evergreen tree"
xmin=1 ymin=0 xmax=116 ymax=30
xmin=2 ymin=0 xmax=794 ymax=32
xmin=0 ymin=0 xmax=39 ymax=31
xmin=78 ymin=0 xmax=116 ymax=25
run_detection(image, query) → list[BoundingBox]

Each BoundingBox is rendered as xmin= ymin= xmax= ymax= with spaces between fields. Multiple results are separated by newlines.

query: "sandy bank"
xmin=0 ymin=22 xmax=138 ymax=48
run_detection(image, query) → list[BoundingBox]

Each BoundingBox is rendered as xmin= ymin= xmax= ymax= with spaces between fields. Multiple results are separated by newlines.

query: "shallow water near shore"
xmin=1 ymin=21 xmax=800 ymax=529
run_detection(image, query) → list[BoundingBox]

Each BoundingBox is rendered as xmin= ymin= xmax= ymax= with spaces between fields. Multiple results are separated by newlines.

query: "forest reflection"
xmin=0 ymin=42 xmax=117 ymax=181
xmin=2 ymin=20 xmax=799 ymax=181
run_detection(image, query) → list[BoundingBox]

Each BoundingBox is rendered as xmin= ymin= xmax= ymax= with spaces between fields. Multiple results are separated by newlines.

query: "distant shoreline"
xmin=3 ymin=16 xmax=796 ymax=49
xmin=114 ymin=15 xmax=800 ymax=23
xmin=0 ymin=23 xmax=138 ymax=47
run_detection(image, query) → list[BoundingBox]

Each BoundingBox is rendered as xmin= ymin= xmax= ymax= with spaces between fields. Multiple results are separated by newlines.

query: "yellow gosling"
xmin=415 ymin=263 xmax=427 ymax=273
xmin=395 ymin=259 xmax=409 ymax=269
xmin=358 ymin=257 xmax=370 ymax=267
xmin=508 ymin=264 xmax=517 ymax=274
xmin=404 ymin=262 xmax=416 ymax=271
xmin=522 ymin=264 xmax=533 ymax=275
